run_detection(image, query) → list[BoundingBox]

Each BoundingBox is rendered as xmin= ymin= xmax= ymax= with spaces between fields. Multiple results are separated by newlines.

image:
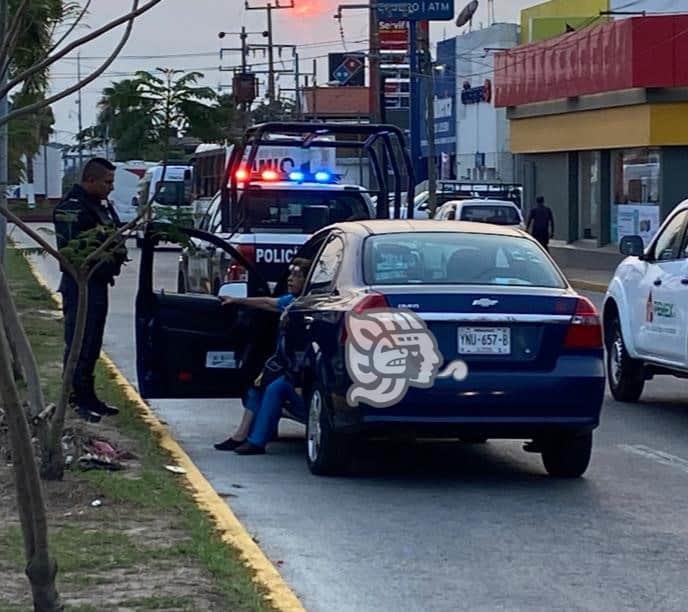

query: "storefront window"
xmin=579 ymin=151 xmax=600 ymax=240
xmin=611 ymin=148 xmax=661 ymax=246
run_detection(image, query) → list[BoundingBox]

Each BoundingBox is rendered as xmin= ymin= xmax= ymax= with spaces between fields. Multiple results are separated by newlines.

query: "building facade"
xmin=495 ymin=14 xmax=688 ymax=248
xmin=454 ymin=23 xmax=519 ymax=183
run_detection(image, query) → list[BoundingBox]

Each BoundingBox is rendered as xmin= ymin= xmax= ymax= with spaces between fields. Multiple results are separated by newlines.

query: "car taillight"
xmin=225 ymin=244 xmax=255 ymax=283
xmin=564 ymin=297 xmax=603 ymax=349
xmin=340 ymin=292 xmax=390 ymax=344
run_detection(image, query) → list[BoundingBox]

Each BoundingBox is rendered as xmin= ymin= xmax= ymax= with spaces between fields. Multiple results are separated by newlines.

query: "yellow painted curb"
xmin=23 ymin=255 xmax=305 ymax=612
xmin=569 ymin=279 xmax=608 ymax=294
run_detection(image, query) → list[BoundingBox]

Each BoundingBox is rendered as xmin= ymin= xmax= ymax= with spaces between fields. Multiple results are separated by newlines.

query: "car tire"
xmin=607 ymin=317 xmax=645 ymax=402
xmin=541 ymin=432 xmax=592 ymax=478
xmin=306 ymin=382 xmax=351 ymax=476
xmin=177 ymin=271 xmax=186 ymax=294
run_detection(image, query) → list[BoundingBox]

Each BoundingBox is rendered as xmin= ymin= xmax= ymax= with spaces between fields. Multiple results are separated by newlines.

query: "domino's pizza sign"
xmin=376 ymin=0 xmax=454 ymax=21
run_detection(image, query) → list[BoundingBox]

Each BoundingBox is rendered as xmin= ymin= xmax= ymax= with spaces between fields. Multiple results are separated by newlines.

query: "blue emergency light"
xmin=314 ymin=171 xmax=331 ymax=183
xmin=288 ymin=171 xmax=305 ymax=182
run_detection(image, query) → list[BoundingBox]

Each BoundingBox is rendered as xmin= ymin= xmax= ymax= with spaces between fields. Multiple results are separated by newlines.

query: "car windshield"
xmin=364 ymin=232 xmax=565 ymax=287
xmin=460 ymin=204 xmax=520 ymax=225
xmin=243 ymin=190 xmax=369 ymax=234
xmin=153 ymin=181 xmax=188 ymax=206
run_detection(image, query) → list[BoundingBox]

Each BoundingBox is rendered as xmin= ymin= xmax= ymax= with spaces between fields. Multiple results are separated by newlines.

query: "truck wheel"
xmin=306 ymin=382 xmax=351 ymax=476
xmin=541 ymin=432 xmax=592 ymax=478
xmin=607 ymin=317 xmax=644 ymax=402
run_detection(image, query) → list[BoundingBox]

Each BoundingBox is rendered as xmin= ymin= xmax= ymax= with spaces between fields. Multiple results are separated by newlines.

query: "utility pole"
xmin=420 ymin=24 xmax=437 ymax=216
xmin=76 ymin=51 xmax=84 ymax=171
xmin=245 ymin=0 xmax=294 ymax=103
xmin=0 ymin=0 xmax=8 ymax=263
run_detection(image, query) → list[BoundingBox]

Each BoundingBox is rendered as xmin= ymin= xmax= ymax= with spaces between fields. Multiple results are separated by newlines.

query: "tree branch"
xmin=0 ymin=207 xmax=77 ymax=278
xmin=0 ymin=0 xmax=164 ymax=100
xmin=0 ymin=0 xmax=144 ymax=128
xmin=47 ymin=0 xmax=93 ymax=55
xmin=0 ymin=0 xmax=31 ymax=80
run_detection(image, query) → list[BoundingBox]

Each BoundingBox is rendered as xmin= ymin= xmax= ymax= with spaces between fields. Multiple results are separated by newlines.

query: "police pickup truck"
xmin=603 ymin=199 xmax=688 ymax=401
xmin=177 ymin=170 xmax=375 ymax=295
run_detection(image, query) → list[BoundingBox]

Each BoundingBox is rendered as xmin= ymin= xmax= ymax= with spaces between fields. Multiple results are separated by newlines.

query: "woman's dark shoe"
xmin=234 ymin=442 xmax=266 ymax=455
xmin=214 ymin=437 xmax=246 ymax=451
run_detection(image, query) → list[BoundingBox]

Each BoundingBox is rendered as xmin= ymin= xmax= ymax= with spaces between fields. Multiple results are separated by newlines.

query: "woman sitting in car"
xmin=213 ymin=257 xmax=311 ymax=455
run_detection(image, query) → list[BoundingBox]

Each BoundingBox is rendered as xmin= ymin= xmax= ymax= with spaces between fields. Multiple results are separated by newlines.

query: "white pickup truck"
xmin=603 ymin=199 xmax=688 ymax=401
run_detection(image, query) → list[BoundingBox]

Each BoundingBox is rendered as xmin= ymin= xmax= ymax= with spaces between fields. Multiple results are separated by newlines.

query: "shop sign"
xmin=612 ymin=204 xmax=660 ymax=246
xmin=461 ymin=79 xmax=492 ymax=105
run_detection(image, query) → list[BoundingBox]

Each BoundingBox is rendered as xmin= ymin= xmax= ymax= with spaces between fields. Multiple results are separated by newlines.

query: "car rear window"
xmin=460 ymin=205 xmax=520 ymax=225
xmin=364 ymin=232 xmax=565 ymax=287
xmin=242 ymin=190 xmax=370 ymax=234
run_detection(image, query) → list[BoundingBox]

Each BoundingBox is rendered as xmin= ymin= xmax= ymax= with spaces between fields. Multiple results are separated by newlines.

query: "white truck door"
xmin=637 ymin=210 xmax=688 ymax=364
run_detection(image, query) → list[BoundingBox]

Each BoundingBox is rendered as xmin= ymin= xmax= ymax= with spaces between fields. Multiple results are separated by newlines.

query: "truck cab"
xmin=603 ymin=199 xmax=688 ymax=401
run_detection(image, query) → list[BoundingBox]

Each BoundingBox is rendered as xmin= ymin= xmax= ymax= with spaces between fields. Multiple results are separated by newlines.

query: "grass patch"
xmin=2 ymin=245 xmax=277 ymax=611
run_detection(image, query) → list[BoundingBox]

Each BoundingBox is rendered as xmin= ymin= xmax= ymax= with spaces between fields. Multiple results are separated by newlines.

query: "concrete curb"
xmin=25 ymin=258 xmax=305 ymax=612
xmin=569 ymin=279 xmax=608 ymax=294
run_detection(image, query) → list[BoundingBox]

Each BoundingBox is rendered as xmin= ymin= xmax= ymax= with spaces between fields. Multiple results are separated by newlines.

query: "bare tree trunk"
xmin=42 ymin=270 xmax=89 ymax=481
xmin=0 ymin=309 xmax=62 ymax=611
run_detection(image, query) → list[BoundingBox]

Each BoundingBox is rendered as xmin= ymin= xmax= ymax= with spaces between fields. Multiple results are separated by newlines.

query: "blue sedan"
xmin=136 ymin=221 xmax=605 ymax=477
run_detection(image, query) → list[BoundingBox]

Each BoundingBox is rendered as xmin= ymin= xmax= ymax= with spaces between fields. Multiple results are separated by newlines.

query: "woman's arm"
xmin=221 ymin=296 xmax=280 ymax=312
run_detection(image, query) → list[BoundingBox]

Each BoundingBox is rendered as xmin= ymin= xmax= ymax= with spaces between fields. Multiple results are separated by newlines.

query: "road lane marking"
xmin=23 ymin=253 xmax=305 ymax=612
xmin=619 ymin=444 xmax=688 ymax=475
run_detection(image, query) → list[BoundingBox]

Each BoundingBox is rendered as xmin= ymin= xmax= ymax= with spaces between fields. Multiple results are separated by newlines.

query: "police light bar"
xmin=289 ymin=171 xmax=305 ymax=182
xmin=261 ymin=169 xmax=279 ymax=181
xmin=314 ymin=171 xmax=331 ymax=183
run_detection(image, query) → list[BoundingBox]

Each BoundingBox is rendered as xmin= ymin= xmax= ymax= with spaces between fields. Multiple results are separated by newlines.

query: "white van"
xmin=135 ymin=164 xmax=194 ymax=245
xmin=110 ymin=161 xmax=156 ymax=223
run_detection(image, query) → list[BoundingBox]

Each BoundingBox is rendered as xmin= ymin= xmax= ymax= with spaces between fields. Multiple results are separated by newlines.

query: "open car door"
xmin=136 ymin=224 xmax=276 ymax=399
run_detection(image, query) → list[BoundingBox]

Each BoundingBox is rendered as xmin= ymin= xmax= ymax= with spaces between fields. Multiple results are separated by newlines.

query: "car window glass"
xmin=200 ymin=196 xmax=220 ymax=232
xmin=364 ymin=233 xmax=565 ymax=288
xmin=653 ymin=211 xmax=688 ymax=261
xmin=307 ymin=236 xmax=344 ymax=294
xmin=209 ymin=197 xmax=222 ymax=233
xmin=460 ymin=205 xmax=521 ymax=225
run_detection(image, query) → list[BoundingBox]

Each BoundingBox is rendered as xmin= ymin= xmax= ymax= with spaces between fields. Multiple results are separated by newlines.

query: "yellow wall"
xmin=520 ymin=0 xmax=609 ymax=43
xmin=510 ymin=103 xmax=688 ymax=153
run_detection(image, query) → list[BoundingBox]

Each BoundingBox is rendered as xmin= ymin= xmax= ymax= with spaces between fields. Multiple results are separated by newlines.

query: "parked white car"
xmin=435 ymin=198 xmax=525 ymax=229
xmin=603 ymin=199 xmax=688 ymax=401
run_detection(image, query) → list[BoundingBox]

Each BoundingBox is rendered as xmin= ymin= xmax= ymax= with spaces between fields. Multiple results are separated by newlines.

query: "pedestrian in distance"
xmin=53 ymin=158 xmax=128 ymax=423
xmin=527 ymin=195 xmax=555 ymax=252
xmin=213 ymin=258 xmax=312 ymax=455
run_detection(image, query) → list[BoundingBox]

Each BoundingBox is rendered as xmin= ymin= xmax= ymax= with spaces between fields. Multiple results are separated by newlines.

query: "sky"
xmin=48 ymin=0 xmax=534 ymax=144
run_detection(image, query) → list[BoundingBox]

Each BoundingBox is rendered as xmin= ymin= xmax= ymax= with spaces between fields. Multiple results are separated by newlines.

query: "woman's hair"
xmin=289 ymin=257 xmax=312 ymax=276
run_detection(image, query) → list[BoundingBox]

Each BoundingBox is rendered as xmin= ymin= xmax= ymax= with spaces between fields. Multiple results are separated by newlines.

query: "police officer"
xmin=53 ymin=158 xmax=127 ymax=422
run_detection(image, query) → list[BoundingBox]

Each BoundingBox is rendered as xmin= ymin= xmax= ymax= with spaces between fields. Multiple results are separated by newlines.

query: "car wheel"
xmin=541 ymin=432 xmax=592 ymax=478
xmin=306 ymin=382 xmax=351 ymax=476
xmin=607 ymin=317 xmax=644 ymax=402
xmin=177 ymin=271 xmax=186 ymax=294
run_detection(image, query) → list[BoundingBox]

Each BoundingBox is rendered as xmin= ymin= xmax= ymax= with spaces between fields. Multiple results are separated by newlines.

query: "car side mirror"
xmin=218 ymin=282 xmax=248 ymax=299
xmin=447 ymin=210 xmax=456 ymax=221
xmin=619 ymin=235 xmax=645 ymax=258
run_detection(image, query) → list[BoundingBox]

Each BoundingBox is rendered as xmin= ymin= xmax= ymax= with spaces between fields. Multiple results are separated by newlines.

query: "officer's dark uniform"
xmin=53 ymin=184 xmax=126 ymax=418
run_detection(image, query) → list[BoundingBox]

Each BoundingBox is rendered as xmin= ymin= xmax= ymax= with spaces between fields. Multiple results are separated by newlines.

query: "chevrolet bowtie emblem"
xmin=472 ymin=298 xmax=499 ymax=308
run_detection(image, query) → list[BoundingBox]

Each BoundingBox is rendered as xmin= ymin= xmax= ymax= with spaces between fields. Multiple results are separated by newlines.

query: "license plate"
xmin=458 ymin=327 xmax=511 ymax=355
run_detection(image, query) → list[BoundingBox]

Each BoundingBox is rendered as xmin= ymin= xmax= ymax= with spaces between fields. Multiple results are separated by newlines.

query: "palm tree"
xmin=135 ymin=68 xmax=217 ymax=156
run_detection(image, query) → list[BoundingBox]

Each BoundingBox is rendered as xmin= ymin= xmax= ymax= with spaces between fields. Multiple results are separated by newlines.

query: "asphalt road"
xmin=14 ymin=225 xmax=688 ymax=612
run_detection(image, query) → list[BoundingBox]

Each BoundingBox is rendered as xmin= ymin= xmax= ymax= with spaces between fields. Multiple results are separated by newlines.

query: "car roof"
xmin=444 ymin=198 xmax=519 ymax=208
xmin=331 ymin=219 xmax=529 ymax=237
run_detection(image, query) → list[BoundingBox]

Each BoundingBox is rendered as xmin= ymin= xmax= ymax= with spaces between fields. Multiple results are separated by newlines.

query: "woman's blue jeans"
xmin=245 ymin=375 xmax=305 ymax=448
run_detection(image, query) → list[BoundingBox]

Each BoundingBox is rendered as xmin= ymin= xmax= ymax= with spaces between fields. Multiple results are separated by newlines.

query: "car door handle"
xmin=653 ymin=278 xmax=662 ymax=286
